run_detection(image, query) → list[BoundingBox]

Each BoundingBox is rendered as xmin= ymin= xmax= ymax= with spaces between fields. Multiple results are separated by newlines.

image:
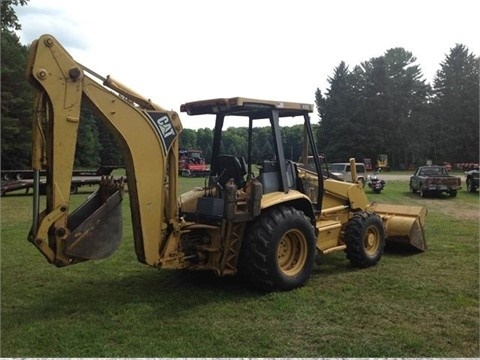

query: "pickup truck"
xmin=409 ymin=165 xmax=462 ymax=197
xmin=329 ymin=162 xmax=368 ymax=187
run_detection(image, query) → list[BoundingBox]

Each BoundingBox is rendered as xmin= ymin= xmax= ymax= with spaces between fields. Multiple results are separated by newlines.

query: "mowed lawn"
xmin=1 ymin=177 xmax=478 ymax=357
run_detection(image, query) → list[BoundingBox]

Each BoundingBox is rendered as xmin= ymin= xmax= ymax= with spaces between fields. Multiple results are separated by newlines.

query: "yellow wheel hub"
xmin=364 ymin=226 xmax=380 ymax=256
xmin=277 ymin=229 xmax=308 ymax=276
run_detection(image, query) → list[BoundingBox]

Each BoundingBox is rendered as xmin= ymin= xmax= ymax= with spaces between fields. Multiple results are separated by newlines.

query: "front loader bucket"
xmin=65 ymin=190 xmax=123 ymax=260
xmin=369 ymin=203 xmax=427 ymax=251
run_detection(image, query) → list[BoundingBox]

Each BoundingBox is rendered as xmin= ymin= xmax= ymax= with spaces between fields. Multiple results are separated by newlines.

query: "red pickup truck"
xmin=409 ymin=165 xmax=462 ymax=197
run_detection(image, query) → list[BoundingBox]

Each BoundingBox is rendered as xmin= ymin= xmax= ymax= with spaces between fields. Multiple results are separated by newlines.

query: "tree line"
xmin=179 ymin=124 xmax=312 ymax=165
xmin=1 ymin=1 xmax=478 ymax=170
xmin=315 ymin=47 xmax=479 ymax=169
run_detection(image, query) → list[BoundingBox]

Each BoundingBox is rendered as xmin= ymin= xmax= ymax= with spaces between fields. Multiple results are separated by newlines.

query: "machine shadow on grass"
xmin=5 ymin=271 xmax=263 ymax=329
xmin=14 ymin=254 xmax=399 ymax=322
xmin=383 ymin=242 xmax=424 ymax=256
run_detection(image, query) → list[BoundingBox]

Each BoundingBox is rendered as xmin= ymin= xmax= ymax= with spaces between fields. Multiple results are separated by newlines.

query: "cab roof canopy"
xmin=180 ymin=97 xmax=313 ymax=119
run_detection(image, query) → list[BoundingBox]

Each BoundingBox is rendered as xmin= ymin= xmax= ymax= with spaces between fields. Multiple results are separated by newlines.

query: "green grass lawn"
xmin=1 ymin=178 xmax=478 ymax=357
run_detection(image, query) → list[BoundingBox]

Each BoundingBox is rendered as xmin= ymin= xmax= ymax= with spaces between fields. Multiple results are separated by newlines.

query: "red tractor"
xmin=179 ymin=149 xmax=209 ymax=177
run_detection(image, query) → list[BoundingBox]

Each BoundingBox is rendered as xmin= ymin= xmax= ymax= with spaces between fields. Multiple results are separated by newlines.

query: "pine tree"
xmin=317 ymin=61 xmax=363 ymax=161
xmin=351 ymin=49 xmax=429 ymax=167
xmin=383 ymin=48 xmax=430 ymax=167
xmin=433 ymin=44 xmax=479 ymax=163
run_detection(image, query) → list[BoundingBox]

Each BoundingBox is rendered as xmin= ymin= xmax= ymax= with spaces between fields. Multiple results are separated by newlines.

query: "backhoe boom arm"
xmin=26 ymin=34 xmax=182 ymax=267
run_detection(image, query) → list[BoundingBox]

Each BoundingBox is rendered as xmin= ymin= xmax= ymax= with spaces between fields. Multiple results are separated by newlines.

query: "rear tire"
xmin=238 ymin=206 xmax=316 ymax=291
xmin=449 ymin=190 xmax=457 ymax=197
xmin=409 ymin=183 xmax=417 ymax=194
xmin=344 ymin=212 xmax=385 ymax=268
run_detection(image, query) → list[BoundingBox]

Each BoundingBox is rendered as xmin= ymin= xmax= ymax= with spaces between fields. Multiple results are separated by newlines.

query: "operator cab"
xmin=180 ymin=97 xmax=324 ymax=219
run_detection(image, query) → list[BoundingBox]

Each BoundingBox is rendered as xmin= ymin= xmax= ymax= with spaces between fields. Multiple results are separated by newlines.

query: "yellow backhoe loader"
xmin=25 ymin=34 xmax=427 ymax=291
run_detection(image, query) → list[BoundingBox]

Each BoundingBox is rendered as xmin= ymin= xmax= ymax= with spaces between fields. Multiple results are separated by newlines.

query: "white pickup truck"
xmin=330 ymin=162 xmax=368 ymax=187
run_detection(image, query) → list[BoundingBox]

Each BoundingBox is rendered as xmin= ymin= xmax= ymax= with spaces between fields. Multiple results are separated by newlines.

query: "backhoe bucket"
xmin=64 ymin=190 xmax=123 ymax=260
xmin=369 ymin=203 xmax=427 ymax=251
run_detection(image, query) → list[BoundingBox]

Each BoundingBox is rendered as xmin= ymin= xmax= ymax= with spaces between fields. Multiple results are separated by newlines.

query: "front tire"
xmin=238 ymin=206 xmax=316 ymax=291
xmin=344 ymin=212 xmax=385 ymax=268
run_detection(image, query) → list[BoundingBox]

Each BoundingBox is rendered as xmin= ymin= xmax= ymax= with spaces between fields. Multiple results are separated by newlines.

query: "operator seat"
xmin=214 ymin=155 xmax=247 ymax=188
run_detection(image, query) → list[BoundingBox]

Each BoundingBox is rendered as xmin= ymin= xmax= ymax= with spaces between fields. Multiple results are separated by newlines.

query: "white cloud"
xmin=15 ymin=2 xmax=89 ymax=50
xmin=15 ymin=0 xmax=480 ymax=129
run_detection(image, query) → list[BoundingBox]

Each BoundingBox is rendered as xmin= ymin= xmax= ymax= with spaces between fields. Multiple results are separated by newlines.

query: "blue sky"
xmin=15 ymin=0 xmax=479 ymax=129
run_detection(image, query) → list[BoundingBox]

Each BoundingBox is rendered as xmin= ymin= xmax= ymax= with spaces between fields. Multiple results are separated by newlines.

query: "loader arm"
xmin=26 ymin=34 xmax=182 ymax=267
